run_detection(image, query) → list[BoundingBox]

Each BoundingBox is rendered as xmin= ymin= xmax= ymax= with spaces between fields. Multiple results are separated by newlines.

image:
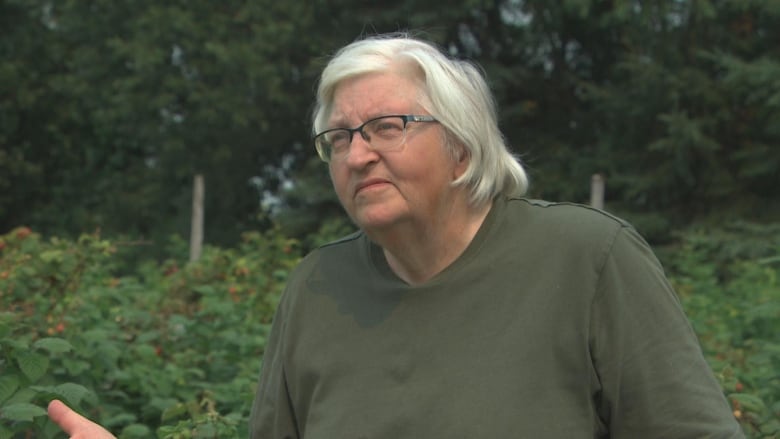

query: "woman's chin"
xmin=353 ymin=207 xmax=406 ymax=233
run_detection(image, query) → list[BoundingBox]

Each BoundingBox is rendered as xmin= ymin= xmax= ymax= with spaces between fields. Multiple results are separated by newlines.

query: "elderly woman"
xmin=48 ymin=34 xmax=743 ymax=438
xmin=248 ymin=34 xmax=743 ymax=438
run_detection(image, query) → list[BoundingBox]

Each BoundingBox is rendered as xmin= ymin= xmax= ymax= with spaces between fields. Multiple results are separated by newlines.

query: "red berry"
xmin=15 ymin=227 xmax=32 ymax=240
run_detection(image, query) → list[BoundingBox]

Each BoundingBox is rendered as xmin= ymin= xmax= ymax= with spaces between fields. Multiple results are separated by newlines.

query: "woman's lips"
xmin=354 ymin=178 xmax=391 ymax=196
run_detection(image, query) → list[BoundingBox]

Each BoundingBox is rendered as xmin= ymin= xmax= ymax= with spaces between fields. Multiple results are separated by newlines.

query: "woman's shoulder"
xmin=506 ymin=197 xmax=631 ymax=230
xmin=287 ymin=230 xmax=367 ymax=280
xmin=316 ymin=230 xmax=364 ymax=250
xmin=500 ymin=197 xmax=636 ymax=250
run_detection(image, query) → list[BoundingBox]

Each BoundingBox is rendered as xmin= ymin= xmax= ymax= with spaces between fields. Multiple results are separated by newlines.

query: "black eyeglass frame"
xmin=314 ymin=114 xmax=438 ymax=163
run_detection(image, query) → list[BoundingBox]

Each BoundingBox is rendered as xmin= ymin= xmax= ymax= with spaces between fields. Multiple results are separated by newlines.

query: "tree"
xmin=2 ymin=0 xmax=778 ymax=251
xmin=1 ymin=0 xmax=326 ymax=249
xmin=447 ymin=0 xmax=780 ymax=239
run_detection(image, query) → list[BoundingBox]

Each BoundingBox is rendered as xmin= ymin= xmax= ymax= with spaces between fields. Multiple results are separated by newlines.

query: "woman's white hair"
xmin=313 ymin=33 xmax=528 ymax=206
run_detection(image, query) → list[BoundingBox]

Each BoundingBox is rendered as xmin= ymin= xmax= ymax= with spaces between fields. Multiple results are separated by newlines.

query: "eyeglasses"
xmin=314 ymin=114 xmax=438 ymax=163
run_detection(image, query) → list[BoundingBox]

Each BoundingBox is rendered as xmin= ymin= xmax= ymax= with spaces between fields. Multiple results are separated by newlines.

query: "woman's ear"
xmin=441 ymin=129 xmax=469 ymax=177
xmin=453 ymin=144 xmax=470 ymax=179
xmin=458 ymin=145 xmax=469 ymax=163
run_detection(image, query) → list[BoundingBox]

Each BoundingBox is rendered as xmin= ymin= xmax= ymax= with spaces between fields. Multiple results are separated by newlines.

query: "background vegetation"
xmin=1 ymin=224 xmax=778 ymax=438
xmin=3 ymin=0 xmax=779 ymax=245
xmin=1 ymin=0 xmax=779 ymax=437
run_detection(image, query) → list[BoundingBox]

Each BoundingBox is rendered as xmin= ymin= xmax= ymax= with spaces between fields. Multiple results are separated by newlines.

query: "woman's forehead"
xmin=328 ymin=73 xmax=420 ymax=125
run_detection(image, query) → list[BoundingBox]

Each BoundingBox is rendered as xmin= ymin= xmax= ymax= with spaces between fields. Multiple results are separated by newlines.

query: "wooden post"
xmin=189 ymin=174 xmax=204 ymax=262
xmin=590 ymin=173 xmax=605 ymax=210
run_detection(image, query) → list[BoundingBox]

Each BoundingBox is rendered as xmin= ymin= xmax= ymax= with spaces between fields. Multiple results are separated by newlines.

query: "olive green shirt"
xmin=250 ymin=196 xmax=744 ymax=438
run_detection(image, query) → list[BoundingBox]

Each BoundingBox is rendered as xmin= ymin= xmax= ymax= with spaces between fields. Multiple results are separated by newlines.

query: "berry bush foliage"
xmin=1 ymin=222 xmax=778 ymax=438
xmin=1 ymin=227 xmax=299 ymax=438
xmin=663 ymin=222 xmax=780 ymax=438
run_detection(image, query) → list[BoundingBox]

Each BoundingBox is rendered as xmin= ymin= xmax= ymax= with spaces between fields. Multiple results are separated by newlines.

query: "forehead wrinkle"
xmin=328 ymin=72 xmax=421 ymax=128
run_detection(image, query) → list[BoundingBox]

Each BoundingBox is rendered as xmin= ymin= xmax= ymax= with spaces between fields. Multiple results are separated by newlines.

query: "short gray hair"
xmin=313 ymin=33 xmax=528 ymax=206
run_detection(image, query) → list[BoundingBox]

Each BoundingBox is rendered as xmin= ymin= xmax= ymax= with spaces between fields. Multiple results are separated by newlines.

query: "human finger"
xmin=47 ymin=399 xmax=116 ymax=439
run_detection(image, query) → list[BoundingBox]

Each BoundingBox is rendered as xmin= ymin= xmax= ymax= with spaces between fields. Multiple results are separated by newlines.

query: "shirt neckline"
xmin=366 ymin=195 xmax=507 ymax=288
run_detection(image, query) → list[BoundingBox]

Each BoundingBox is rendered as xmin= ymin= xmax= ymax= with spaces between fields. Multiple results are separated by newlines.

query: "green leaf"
xmin=33 ymin=337 xmax=74 ymax=354
xmin=0 ymin=402 xmax=47 ymax=422
xmin=4 ymin=338 xmax=29 ymax=351
xmin=0 ymin=377 xmax=19 ymax=404
xmin=192 ymin=285 xmax=216 ymax=295
xmin=15 ymin=351 xmax=49 ymax=382
xmin=39 ymin=249 xmax=64 ymax=263
xmin=102 ymin=413 xmax=137 ymax=428
xmin=161 ymin=402 xmax=189 ymax=421
xmin=730 ymin=393 xmax=768 ymax=414
xmin=3 ymin=388 xmax=36 ymax=406
xmin=63 ymin=358 xmax=91 ymax=375
xmin=193 ymin=423 xmax=217 ymax=438
xmin=119 ymin=423 xmax=152 ymax=438
xmin=55 ymin=383 xmax=93 ymax=406
xmin=31 ymin=383 xmax=93 ymax=406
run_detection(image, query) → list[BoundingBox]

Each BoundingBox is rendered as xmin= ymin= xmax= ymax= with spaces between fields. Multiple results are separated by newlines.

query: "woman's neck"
xmin=377 ymin=199 xmax=492 ymax=285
